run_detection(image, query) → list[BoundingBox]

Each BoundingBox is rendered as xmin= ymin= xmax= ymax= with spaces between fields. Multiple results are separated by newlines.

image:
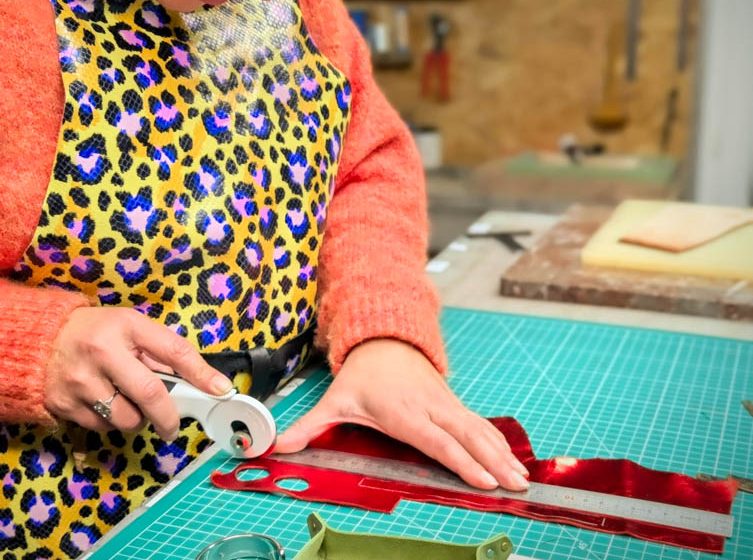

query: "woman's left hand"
xmin=274 ymin=339 xmax=530 ymax=491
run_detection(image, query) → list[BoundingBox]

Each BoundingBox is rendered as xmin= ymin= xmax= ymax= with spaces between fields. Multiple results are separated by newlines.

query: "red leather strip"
xmin=211 ymin=417 xmax=738 ymax=553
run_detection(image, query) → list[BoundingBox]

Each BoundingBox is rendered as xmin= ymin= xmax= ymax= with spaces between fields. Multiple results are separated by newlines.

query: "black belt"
xmin=201 ymin=325 xmax=316 ymax=400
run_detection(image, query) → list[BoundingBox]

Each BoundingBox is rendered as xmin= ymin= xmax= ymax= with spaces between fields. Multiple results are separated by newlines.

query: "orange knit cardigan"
xmin=0 ymin=0 xmax=447 ymax=425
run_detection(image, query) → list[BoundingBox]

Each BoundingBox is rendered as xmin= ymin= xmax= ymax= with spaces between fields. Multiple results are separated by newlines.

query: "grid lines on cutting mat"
xmin=91 ymin=307 xmax=753 ymax=560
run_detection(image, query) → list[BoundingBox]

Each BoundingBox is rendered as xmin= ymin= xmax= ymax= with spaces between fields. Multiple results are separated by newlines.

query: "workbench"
xmin=430 ymin=210 xmax=753 ymax=342
xmin=84 ymin=210 xmax=753 ymax=560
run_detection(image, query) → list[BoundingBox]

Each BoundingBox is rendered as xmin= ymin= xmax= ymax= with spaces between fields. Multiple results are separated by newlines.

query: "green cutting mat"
xmin=90 ymin=307 xmax=753 ymax=560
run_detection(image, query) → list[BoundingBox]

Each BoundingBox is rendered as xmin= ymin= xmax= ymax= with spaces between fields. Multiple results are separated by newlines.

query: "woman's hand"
xmin=275 ymin=339 xmax=529 ymax=491
xmin=44 ymin=307 xmax=233 ymax=440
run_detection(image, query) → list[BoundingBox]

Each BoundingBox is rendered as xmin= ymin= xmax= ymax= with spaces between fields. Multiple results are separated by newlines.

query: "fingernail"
xmin=513 ymin=457 xmax=529 ymax=477
xmin=512 ymin=471 xmax=530 ymax=490
xmin=167 ymin=430 xmax=179 ymax=443
xmin=481 ymin=471 xmax=498 ymax=488
xmin=212 ymin=375 xmax=234 ymax=395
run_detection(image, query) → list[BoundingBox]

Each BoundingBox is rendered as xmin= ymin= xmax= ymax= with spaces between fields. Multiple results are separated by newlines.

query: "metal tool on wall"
xmin=421 ymin=13 xmax=451 ymax=102
xmin=676 ymin=0 xmax=690 ymax=73
xmin=660 ymin=0 xmax=690 ymax=152
xmin=660 ymin=88 xmax=679 ymax=152
xmin=589 ymin=22 xmax=629 ymax=132
xmin=625 ymin=0 xmax=641 ymax=81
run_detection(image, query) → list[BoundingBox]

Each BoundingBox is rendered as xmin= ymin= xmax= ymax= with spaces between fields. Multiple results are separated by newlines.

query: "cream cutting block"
xmin=581 ymin=200 xmax=753 ymax=281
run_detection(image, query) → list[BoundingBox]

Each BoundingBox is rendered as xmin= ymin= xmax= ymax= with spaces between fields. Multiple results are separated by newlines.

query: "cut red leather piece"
xmin=211 ymin=417 xmax=738 ymax=553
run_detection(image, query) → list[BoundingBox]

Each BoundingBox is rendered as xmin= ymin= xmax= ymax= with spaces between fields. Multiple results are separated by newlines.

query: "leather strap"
xmin=201 ymin=324 xmax=316 ymax=399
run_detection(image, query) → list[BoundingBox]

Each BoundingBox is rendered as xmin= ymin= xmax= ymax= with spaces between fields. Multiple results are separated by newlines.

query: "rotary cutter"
xmin=157 ymin=373 xmax=277 ymax=458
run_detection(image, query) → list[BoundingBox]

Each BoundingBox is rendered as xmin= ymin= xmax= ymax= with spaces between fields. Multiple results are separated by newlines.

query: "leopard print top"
xmin=1 ymin=0 xmax=351 ymax=556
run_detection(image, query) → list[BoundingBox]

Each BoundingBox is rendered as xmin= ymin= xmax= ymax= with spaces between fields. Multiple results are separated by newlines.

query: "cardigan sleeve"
xmin=0 ymin=0 xmax=92 ymax=425
xmin=300 ymin=0 xmax=448 ymax=374
xmin=0 ymin=280 xmax=90 ymax=426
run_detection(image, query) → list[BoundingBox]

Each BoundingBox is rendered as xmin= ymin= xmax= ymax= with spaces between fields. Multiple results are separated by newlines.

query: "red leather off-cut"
xmin=211 ymin=417 xmax=738 ymax=553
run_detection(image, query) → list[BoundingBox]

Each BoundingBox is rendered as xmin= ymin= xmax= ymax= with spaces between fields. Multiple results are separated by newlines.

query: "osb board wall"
xmin=347 ymin=0 xmax=699 ymax=167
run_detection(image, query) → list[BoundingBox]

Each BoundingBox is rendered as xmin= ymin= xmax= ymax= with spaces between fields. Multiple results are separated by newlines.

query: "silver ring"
xmin=93 ymin=389 xmax=120 ymax=420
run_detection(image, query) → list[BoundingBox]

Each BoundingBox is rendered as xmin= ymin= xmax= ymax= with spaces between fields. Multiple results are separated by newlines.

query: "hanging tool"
xmin=660 ymin=0 xmax=690 ymax=152
xmin=421 ymin=14 xmax=451 ymax=102
xmin=625 ymin=0 xmax=641 ymax=81
xmin=158 ymin=372 xmax=276 ymax=458
xmin=589 ymin=22 xmax=629 ymax=132
xmin=660 ymin=88 xmax=678 ymax=152
xmin=676 ymin=0 xmax=690 ymax=72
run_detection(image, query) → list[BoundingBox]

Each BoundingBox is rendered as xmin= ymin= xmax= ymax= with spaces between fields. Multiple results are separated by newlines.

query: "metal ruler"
xmin=279 ymin=449 xmax=734 ymax=538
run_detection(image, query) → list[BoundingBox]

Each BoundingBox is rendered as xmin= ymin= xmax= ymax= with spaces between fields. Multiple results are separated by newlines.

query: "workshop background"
xmin=345 ymin=0 xmax=753 ymax=253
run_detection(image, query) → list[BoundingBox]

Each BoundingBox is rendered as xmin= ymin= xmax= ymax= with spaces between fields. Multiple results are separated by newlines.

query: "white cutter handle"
xmin=156 ymin=372 xmax=276 ymax=458
xmin=156 ymin=372 xmax=235 ymax=422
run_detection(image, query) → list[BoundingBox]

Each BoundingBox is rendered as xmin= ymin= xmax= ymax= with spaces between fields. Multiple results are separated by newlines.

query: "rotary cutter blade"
xmin=206 ymin=391 xmax=277 ymax=459
xmin=157 ymin=373 xmax=276 ymax=458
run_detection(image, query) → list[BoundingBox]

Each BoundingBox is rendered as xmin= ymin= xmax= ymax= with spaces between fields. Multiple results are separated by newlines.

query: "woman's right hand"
xmin=44 ymin=307 xmax=233 ymax=440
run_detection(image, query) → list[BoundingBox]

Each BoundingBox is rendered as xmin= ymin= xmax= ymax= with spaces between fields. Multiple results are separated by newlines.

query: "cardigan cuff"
xmin=316 ymin=281 xmax=448 ymax=375
xmin=0 ymin=282 xmax=91 ymax=425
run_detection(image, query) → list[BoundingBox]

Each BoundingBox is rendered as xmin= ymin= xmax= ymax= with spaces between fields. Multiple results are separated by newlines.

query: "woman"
xmin=0 ymin=0 xmax=528 ymax=556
